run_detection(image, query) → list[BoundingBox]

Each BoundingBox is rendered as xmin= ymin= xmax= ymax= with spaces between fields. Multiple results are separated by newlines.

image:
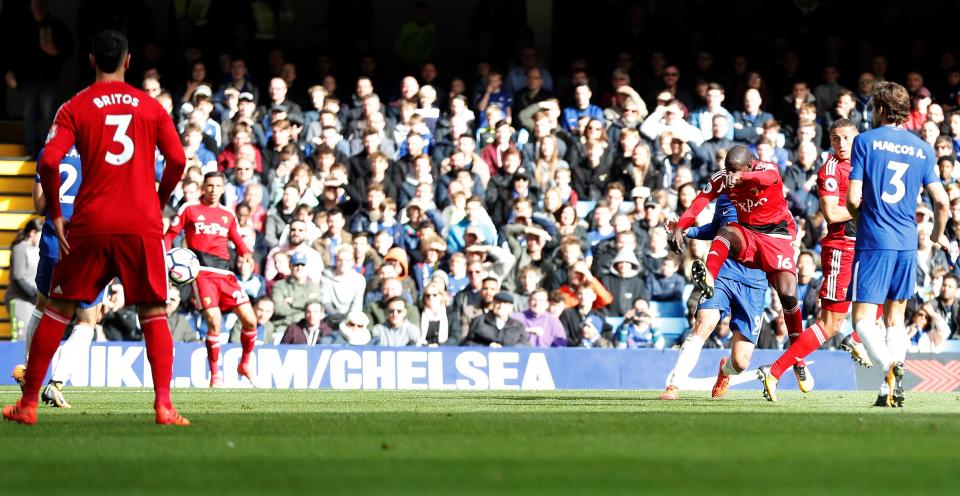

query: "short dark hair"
xmin=725 ymin=145 xmax=755 ymax=170
xmin=944 ymin=273 xmax=959 ymax=286
xmin=828 ymin=118 xmax=857 ymax=135
xmin=203 ymin=171 xmax=226 ymax=182
xmin=91 ymin=30 xmax=129 ymax=73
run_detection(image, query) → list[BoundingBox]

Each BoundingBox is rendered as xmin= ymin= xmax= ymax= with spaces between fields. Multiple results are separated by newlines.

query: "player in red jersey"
xmin=165 ymin=172 xmax=257 ymax=387
xmin=758 ymin=119 xmax=874 ymax=401
xmin=671 ymin=145 xmax=812 ymax=391
xmin=3 ymin=31 xmax=189 ymax=426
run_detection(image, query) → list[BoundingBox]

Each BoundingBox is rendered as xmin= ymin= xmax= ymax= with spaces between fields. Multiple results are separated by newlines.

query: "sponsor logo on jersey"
xmin=732 ymin=197 xmax=769 ymax=213
xmin=194 ymin=221 xmax=229 ymax=236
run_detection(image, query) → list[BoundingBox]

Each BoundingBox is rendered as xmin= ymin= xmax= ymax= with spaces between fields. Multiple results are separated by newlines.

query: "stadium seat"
xmin=940 ymin=340 xmax=960 ymax=353
xmin=655 ymin=317 xmax=689 ymax=341
xmin=649 ymin=300 xmax=685 ymax=318
xmin=605 ymin=317 xmax=624 ymax=330
xmin=575 ymin=201 xmax=596 ymax=219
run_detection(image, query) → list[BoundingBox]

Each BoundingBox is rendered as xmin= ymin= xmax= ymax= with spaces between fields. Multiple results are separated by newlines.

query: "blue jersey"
xmin=850 ymin=125 xmax=939 ymax=251
xmin=35 ymin=146 xmax=82 ymax=258
xmin=686 ymin=195 xmax=768 ymax=289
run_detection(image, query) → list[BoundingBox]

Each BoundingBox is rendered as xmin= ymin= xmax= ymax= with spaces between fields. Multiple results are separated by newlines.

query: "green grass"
xmin=1 ymin=388 xmax=959 ymax=495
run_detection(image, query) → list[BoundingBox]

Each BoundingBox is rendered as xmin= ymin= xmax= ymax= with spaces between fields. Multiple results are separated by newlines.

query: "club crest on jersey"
xmin=750 ymin=188 xmax=759 ymax=196
xmin=222 ymin=216 xmax=229 ymax=224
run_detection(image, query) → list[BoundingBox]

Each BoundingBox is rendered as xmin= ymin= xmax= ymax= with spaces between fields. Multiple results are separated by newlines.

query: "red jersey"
xmin=678 ymin=160 xmax=795 ymax=236
xmin=816 ymin=153 xmax=856 ymax=247
xmin=39 ymin=80 xmax=185 ymax=238
xmin=164 ymin=201 xmax=250 ymax=271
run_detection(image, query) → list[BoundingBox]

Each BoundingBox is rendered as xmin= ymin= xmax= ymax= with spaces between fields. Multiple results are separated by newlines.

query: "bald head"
xmin=725 ymin=145 xmax=755 ymax=172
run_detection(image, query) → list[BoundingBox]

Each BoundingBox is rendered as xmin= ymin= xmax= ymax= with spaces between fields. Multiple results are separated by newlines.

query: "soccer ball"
xmin=166 ymin=247 xmax=200 ymax=285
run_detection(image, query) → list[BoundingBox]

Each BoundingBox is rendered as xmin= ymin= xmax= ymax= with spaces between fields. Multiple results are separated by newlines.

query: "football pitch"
xmin=1 ymin=388 xmax=958 ymax=495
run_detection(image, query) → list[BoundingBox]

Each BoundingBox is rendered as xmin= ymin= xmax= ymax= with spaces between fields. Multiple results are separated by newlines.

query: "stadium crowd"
xmin=5 ymin=1 xmax=960 ymax=353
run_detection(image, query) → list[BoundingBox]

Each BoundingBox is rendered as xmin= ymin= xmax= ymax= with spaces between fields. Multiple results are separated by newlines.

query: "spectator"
xmin=231 ymin=297 xmax=278 ymax=345
xmin=560 ymin=285 xmax=611 ymax=348
xmin=322 ymin=311 xmax=372 ymax=346
xmin=601 ymin=248 xmax=649 ymax=317
xmin=732 ymin=89 xmax=774 ymax=144
xmin=264 ymin=220 xmax=325 ymax=283
xmin=5 ymin=0 xmax=73 ymax=157
xmin=647 ymin=253 xmax=685 ymax=302
xmin=371 ymin=296 xmax=420 ymax=346
xmin=512 ymin=288 xmax=567 ymax=348
xmin=929 ymin=274 xmax=960 ymax=340
xmin=320 ymin=245 xmax=366 ymax=319
xmin=462 ymin=292 xmax=528 ymax=347
xmin=689 ymin=83 xmax=734 ymax=142
xmin=561 ymin=84 xmax=603 ymax=133
xmin=271 ymin=252 xmax=323 ymax=328
xmin=166 ymin=286 xmax=198 ymax=343
xmin=449 ymin=271 xmax=499 ymax=344
xmin=419 ymin=280 xmax=449 ymax=346
xmin=280 ymin=301 xmax=331 ymax=345
xmin=613 ymin=300 xmax=664 ymax=349
xmin=5 ymin=219 xmax=41 ymax=340
xmin=365 ymin=277 xmax=421 ymax=328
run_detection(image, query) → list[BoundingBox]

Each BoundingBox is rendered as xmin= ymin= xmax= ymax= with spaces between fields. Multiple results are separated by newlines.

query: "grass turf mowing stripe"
xmin=1 ymin=388 xmax=957 ymax=495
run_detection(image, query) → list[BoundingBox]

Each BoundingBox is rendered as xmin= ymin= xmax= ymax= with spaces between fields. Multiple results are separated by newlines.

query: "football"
xmin=165 ymin=247 xmax=200 ymax=285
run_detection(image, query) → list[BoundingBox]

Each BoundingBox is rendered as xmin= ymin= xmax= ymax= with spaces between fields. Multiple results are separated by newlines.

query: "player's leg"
xmin=693 ymin=225 xmax=745 ymax=299
xmin=766 ymin=304 xmax=846 ymax=385
xmin=769 ymin=269 xmax=814 ymax=392
xmin=713 ymin=330 xmax=755 ymax=399
xmin=660 ymin=308 xmax=722 ymax=399
xmin=850 ymin=249 xmax=900 ymax=406
xmin=202 ymin=306 xmax=224 ymax=387
xmin=43 ymin=300 xmax=102 ymax=408
xmin=14 ymin=252 xmax=57 ymax=383
xmin=12 ymin=294 xmax=46 ymax=388
xmin=882 ymin=298 xmax=909 ymax=407
xmin=3 ymin=297 xmax=78 ymax=424
xmin=234 ymin=302 xmax=258 ymax=383
xmin=118 ymin=235 xmax=189 ymax=425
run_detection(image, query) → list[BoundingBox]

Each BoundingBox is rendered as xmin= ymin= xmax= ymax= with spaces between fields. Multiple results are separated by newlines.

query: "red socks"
xmin=783 ymin=304 xmax=804 ymax=344
xmin=705 ymin=236 xmax=731 ymax=279
xmin=205 ymin=334 xmax=220 ymax=377
xmin=240 ymin=328 xmax=256 ymax=367
xmin=21 ymin=308 xmax=71 ymax=407
xmin=141 ymin=315 xmax=174 ymax=410
xmin=771 ymin=322 xmax=827 ymax=379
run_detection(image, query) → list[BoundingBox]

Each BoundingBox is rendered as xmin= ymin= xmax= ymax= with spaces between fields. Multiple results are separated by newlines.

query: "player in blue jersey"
xmin=660 ymin=194 xmax=770 ymax=400
xmin=844 ymin=82 xmax=950 ymax=407
xmin=11 ymin=146 xmax=107 ymax=408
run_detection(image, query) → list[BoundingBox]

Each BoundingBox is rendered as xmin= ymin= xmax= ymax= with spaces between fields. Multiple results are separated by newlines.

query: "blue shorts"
xmin=851 ymin=249 xmax=915 ymax=304
xmin=36 ymin=254 xmax=105 ymax=309
xmin=698 ymin=277 xmax=766 ymax=344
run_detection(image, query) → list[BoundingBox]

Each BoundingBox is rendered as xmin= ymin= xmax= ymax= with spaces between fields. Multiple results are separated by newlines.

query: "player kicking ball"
xmin=164 ymin=172 xmax=258 ymax=387
xmin=661 ymin=194 xmax=768 ymax=400
xmin=843 ymin=82 xmax=949 ymax=408
xmin=12 ymin=146 xmax=107 ymax=408
xmin=757 ymin=119 xmax=877 ymax=402
xmin=672 ymin=145 xmax=813 ymax=393
xmin=4 ymin=30 xmax=188 ymax=425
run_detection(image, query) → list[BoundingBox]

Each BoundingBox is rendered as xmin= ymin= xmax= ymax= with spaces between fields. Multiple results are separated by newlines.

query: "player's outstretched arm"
xmin=928 ymin=181 xmax=950 ymax=248
xmin=846 ymin=179 xmax=863 ymax=220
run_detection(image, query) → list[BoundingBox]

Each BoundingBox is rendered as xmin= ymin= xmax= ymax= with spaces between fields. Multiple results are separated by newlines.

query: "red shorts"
xmin=191 ymin=270 xmax=249 ymax=313
xmin=819 ymin=242 xmax=855 ymax=313
xmin=50 ymin=234 xmax=167 ymax=305
xmin=729 ymin=223 xmax=797 ymax=276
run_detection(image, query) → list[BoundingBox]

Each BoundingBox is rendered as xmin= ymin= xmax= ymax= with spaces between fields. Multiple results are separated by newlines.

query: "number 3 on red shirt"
xmin=104 ymin=114 xmax=134 ymax=165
